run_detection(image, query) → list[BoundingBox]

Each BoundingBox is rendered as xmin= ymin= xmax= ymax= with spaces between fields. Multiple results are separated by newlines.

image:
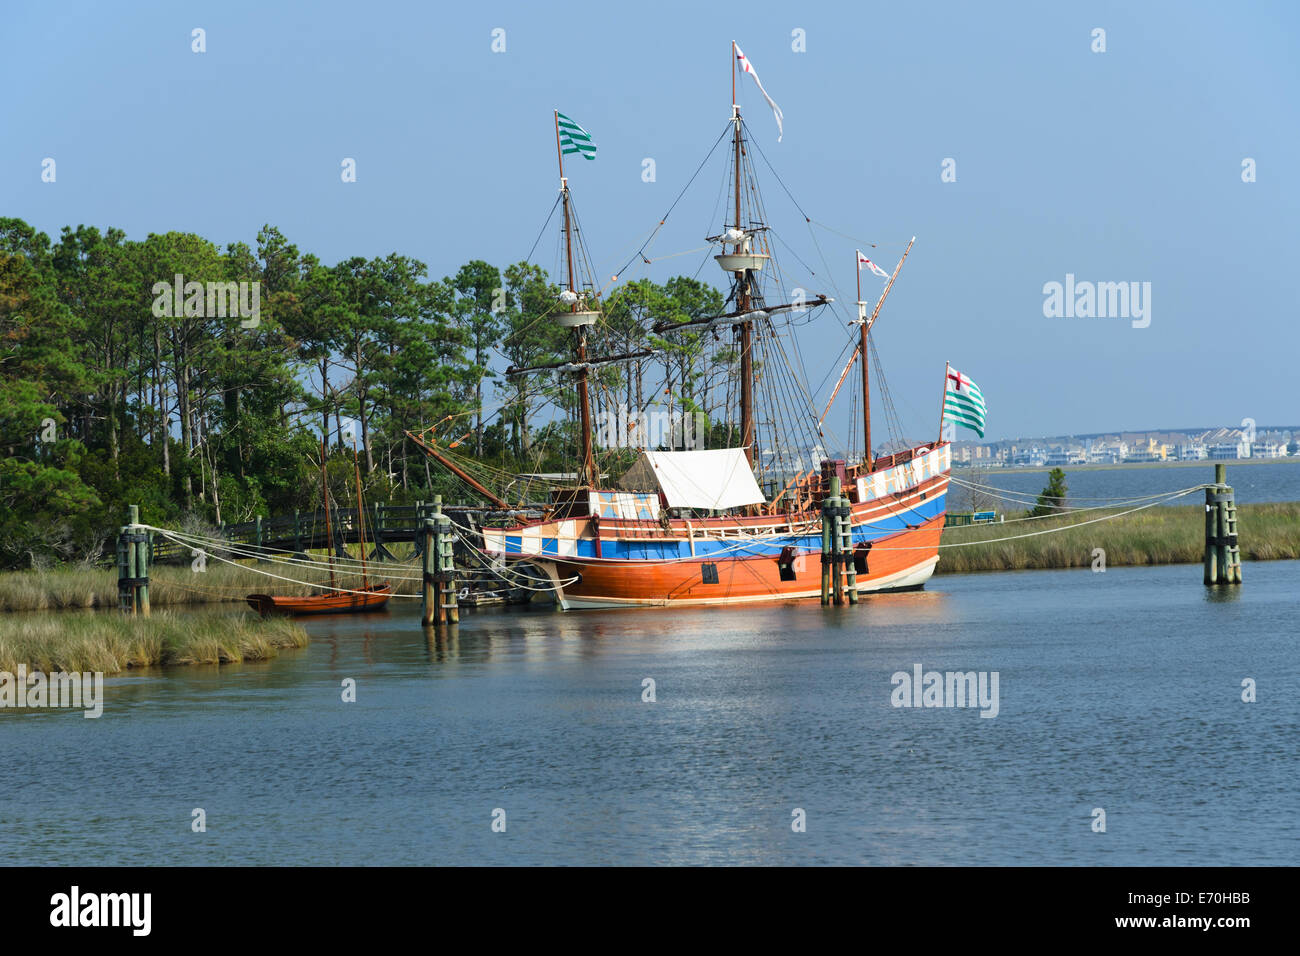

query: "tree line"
xmin=0 ymin=217 xmax=735 ymax=568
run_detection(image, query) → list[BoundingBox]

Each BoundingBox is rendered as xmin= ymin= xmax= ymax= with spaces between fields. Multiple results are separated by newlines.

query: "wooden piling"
xmin=136 ymin=528 xmax=150 ymax=616
xmin=820 ymin=493 xmax=833 ymax=606
xmin=1224 ymin=499 xmax=1241 ymax=583
xmin=420 ymin=516 xmax=436 ymax=626
xmin=440 ymin=514 xmax=459 ymax=624
xmin=117 ymin=504 xmax=150 ymax=615
xmin=828 ymin=475 xmax=843 ymax=605
xmin=421 ymin=496 xmax=458 ymax=626
xmin=1203 ymin=486 xmax=1217 ymax=585
xmin=117 ymin=515 xmax=134 ymax=614
xmin=840 ymin=493 xmax=858 ymax=605
xmin=1204 ymin=463 xmax=1242 ymax=585
xmin=434 ymin=496 xmax=458 ymax=624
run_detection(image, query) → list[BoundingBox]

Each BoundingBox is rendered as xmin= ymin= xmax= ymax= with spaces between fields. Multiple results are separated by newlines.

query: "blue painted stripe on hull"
xmin=502 ymin=492 xmax=945 ymax=561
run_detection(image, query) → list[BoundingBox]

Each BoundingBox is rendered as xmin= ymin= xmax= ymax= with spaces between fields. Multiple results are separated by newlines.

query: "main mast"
xmin=554 ymin=110 xmax=597 ymax=487
xmin=734 ymin=113 xmax=755 ymax=467
xmin=730 ymin=44 xmax=755 ymax=467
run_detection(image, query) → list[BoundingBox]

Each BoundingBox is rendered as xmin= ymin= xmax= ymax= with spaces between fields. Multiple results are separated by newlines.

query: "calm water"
xmin=958 ymin=459 xmax=1300 ymax=507
xmin=3 ymin=561 xmax=1297 ymax=866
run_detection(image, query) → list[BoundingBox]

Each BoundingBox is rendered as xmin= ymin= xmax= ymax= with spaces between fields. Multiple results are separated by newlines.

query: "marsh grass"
xmin=0 ymin=554 xmax=420 ymax=612
xmin=935 ymin=502 xmax=1300 ymax=573
xmin=0 ymin=610 xmax=309 ymax=674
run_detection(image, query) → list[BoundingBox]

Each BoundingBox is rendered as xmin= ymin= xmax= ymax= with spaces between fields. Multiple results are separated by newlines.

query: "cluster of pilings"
xmin=420 ymin=496 xmax=459 ymax=626
xmin=1204 ymin=463 xmax=1242 ymax=585
xmin=820 ymin=460 xmax=858 ymax=606
xmin=116 ymin=505 xmax=151 ymax=615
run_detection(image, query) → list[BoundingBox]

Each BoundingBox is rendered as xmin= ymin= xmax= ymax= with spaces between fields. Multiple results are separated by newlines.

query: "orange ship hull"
xmin=533 ymin=515 xmax=943 ymax=608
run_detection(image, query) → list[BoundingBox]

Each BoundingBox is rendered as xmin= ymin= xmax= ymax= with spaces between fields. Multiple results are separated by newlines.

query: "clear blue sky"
xmin=3 ymin=0 xmax=1296 ymax=443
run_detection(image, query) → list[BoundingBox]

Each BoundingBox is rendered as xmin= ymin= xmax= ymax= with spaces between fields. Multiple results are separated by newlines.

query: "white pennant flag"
xmin=734 ymin=43 xmax=783 ymax=141
xmin=857 ymin=249 xmax=889 ymax=279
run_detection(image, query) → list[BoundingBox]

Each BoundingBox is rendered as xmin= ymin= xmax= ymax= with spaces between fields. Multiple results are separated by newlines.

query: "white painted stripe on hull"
xmin=554 ymin=555 xmax=940 ymax=610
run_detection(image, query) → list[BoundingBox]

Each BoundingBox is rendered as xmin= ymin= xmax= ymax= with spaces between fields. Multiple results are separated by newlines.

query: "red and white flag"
xmin=857 ymin=249 xmax=889 ymax=279
xmin=734 ymin=43 xmax=783 ymax=142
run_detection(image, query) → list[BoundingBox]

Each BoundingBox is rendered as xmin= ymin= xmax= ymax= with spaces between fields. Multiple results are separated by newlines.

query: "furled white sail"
xmin=618 ymin=448 xmax=765 ymax=510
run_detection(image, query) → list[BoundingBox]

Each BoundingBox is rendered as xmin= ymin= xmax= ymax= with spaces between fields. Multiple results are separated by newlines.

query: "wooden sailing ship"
xmin=247 ymin=437 xmax=392 ymax=616
xmin=407 ymin=45 xmax=950 ymax=609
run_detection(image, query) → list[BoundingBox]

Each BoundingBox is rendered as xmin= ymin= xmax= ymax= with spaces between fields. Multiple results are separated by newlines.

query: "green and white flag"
xmin=557 ymin=111 xmax=596 ymax=161
xmin=943 ymin=366 xmax=986 ymax=438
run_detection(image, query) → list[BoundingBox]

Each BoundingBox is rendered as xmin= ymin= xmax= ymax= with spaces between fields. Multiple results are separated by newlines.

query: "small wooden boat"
xmin=246 ymin=583 xmax=392 ymax=616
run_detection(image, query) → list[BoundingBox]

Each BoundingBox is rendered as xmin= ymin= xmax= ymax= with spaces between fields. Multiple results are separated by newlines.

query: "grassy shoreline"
xmin=933 ymin=501 xmax=1300 ymax=574
xmin=981 ymin=457 xmax=1300 ymax=476
xmin=0 ymin=559 xmax=419 ymax=614
xmin=0 ymin=610 xmax=309 ymax=674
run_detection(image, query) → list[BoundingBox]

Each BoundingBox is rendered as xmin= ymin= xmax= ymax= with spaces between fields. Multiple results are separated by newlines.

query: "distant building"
xmin=1124 ymin=437 xmax=1172 ymax=462
xmin=1089 ymin=441 xmax=1126 ymax=464
xmin=1125 ymin=450 xmax=1161 ymax=463
xmin=1045 ymin=448 xmax=1086 ymax=466
xmin=1250 ymin=441 xmax=1284 ymax=459
xmin=1010 ymin=446 xmax=1046 ymax=467
xmin=1208 ymin=441 xmax=1249 ymax=460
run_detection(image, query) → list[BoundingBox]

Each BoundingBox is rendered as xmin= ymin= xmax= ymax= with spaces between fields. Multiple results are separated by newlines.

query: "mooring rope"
xmin=146 ymin=530 xmax=427 ymax=583
xmin=948 ymin=474 xmax=1210 ymax=504
xmin=146 ymin=525 xmax=416 ymax=571
xmin=145 ymin=522 xmax=565 ymax=596
xmin=446 ymin=523 xmax=581 ymax=590
xmin=452 ymin=540 xmax=582 ymax=593
xmin=942 ymin=480 xmax=1209 ymax=525
xmin=864 ymin=486 xmax=1206 ymax=552
xmin=143 ymin=527 xmax=422 ymax=598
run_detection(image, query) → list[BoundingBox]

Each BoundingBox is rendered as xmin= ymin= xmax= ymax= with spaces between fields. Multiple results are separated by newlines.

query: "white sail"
xmin=619 ymin=448 xmax=765 ymax=510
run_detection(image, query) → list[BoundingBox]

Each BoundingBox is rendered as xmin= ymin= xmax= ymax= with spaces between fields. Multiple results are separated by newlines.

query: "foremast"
xmin=554 ymin=109 xmax=598 ymax=488
xmin=499 ymin=112 xmax=654 ymax=498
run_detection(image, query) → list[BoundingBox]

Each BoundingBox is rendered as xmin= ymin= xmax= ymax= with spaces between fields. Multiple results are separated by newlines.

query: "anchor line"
xmin=142 ymin=527 xmax=424 ymax=598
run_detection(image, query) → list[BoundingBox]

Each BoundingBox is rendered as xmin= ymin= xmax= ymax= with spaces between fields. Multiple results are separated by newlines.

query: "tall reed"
xmin=934 ymin=502 xmax=1300 ymax=573
xmin=0 ymin=610 xmax=309 ymax=674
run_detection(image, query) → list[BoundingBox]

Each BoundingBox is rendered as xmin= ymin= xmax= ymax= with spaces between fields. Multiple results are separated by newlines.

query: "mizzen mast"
xmin=857 ymin=252 xmax=870 ymax=471
xmin=817 ymin=239 xmax=915 ymax=464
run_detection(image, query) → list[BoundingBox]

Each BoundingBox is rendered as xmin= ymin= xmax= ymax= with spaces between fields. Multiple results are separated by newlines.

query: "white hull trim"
xmin=538 ymin=555 xmax=940 ymax=610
